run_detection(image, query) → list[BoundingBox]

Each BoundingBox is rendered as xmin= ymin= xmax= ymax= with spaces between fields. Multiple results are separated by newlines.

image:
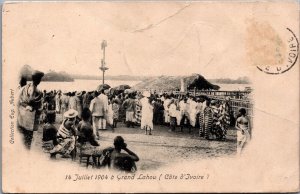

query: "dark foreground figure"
xmin=101 ymin=136 xmax=139 ymax=172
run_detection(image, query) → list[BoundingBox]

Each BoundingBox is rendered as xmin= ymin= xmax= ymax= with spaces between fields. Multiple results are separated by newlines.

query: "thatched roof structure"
xmin=187 ymin=74 xmax=220 ymax=90
xmin=133 ymin=74 xmax=219 ymax=91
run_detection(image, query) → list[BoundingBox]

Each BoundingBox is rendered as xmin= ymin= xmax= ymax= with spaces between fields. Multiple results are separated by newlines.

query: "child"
xmin=42 ymin=113 xmax=58 ymax=158
xmin=112 ymin=99 xmax=120 ymax=128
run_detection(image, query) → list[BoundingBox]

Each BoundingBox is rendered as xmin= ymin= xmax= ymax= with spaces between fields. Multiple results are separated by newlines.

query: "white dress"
xmin=107 ymin=103 xmax=114 ymax=125
xmin=237 ymin=125 xmax=250 ymax=143
xmin=163 ymin=99 xmax=171 ymax=123
xmin=189 ymin=100 xmax=197 ymax=127
xmin=237 ymin=124 xmax=250 ymax=155
xmin=140 ymin=97 xmax=154 ymax=130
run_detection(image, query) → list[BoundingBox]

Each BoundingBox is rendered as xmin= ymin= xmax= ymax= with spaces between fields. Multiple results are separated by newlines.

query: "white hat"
xmin=142 ymin=91 xmax=150 ymax=98
xmin=64 ymin=109 xmax=78 ymax=118
xmin=76 ymin=91 xmax=83 ymax=96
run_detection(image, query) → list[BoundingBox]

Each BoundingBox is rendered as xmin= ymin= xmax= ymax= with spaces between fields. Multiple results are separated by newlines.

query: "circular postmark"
xmin=256 ymin=28 xmax=299 ymax=74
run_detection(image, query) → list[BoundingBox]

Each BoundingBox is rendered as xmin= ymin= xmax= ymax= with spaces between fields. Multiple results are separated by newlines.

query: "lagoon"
xmin=38 ymin=79 xmax=251 ymax=92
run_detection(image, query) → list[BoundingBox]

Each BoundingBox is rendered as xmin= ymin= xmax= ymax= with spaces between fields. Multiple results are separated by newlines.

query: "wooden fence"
xmin=173 ymin=90 xmax=252 ymax=100
xmin=173 ymin=90 xmax=254 ymax=127
xmin=144 ymin=88 xmax=254 ymax=124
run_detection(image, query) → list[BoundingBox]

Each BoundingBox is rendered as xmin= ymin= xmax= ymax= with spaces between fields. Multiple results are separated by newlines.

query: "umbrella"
xmin=110 ymin=85 xmax=131 ymax=95
xmin=96 ymin=84 xmax=111 ymax=92
xmin=113 ymin=84 xmax=131 ymax=91
xmin=124 ymin=89 xmax=134 ymax=94
xmin=109 ymin=87 xmax=117 ymax=95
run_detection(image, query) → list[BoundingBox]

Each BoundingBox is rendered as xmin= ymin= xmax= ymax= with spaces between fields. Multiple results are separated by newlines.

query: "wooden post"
xmin=100 ymin=40 xmax=108 ymax=85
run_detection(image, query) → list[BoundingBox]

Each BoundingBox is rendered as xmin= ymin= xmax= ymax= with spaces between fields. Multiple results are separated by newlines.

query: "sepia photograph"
xmin=2 ymin=1 xmax=299 ymax=193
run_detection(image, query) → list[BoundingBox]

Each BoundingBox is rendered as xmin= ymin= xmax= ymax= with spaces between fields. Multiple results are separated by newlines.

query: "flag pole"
xmin=100 ymin=40 xmax=108 ymax=85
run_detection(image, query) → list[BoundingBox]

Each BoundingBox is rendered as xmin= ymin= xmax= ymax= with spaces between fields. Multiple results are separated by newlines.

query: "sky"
xmin=3 ymin=1 xmax=296 ymax=79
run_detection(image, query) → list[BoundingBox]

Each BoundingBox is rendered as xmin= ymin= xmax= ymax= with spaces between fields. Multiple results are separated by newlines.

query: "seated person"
xmin=77 ymin=108 xmax=101 ymax=155
xmin=42 ymin=113 xmax=58 ymax=158
xmin=50 ymin=109 xmax=78 ymax=158
xmin=110 ymin=136 xmax=139 ymax=172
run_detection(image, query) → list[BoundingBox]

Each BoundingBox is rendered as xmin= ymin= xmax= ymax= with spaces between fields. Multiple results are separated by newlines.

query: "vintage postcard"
xmin=2 ymin=1 xmax=299 ymax=193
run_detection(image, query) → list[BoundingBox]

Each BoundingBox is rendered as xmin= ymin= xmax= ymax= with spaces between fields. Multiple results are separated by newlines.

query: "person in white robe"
xmin=188 ymin=97 xmax=197 ymax=127
xmin=163 ymin=96 xmax=171 ymax=124
xmin=140 ymin=91 xmax=154 ymax=135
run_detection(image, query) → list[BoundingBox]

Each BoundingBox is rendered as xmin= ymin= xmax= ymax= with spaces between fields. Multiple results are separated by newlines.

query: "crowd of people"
xmin=17 ymin=71 xmax=251 ymax=171
xmin=39 ymin=88 xmax=237 ymax=140
xmin=17 ymin=72 xmax=140 ymax=172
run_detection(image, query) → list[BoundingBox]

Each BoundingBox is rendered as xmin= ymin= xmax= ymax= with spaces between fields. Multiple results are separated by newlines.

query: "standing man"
xmin=163 ymin=95 xmax=171 ymax=125
xmin=98 ymin=88 xmax=108 ymax=127
xmin=90 ymin=89 xmax=108 ymax=139
xmin=82 ymin=91 xmax=91 ymax=109
xmin=74 ymin=91 xmax=83 ymax=119
xmin=179 ymin=97 xmax=191 ymax=133
xmin=55 ymin=90 xmax=62 ymax=114
xmin=60 ymin=91 xmax=69 ymax=118
xmin=17 ymin=70 xmax=44 ymax=149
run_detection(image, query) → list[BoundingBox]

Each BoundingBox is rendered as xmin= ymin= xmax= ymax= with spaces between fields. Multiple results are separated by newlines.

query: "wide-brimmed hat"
xmin=64 ymin=109 xmax=78 ymax=119
xmin=142 ymin=91 xmax=150 ymax=98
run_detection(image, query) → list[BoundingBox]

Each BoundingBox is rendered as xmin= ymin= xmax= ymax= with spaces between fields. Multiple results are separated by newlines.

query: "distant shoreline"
xmin=41 ymin=78 xmax=251 ymax=84
xmin=21 ymin=65 xmax=251 ymax=84
xmin=41 ymin=78 xmax=250 ymax=84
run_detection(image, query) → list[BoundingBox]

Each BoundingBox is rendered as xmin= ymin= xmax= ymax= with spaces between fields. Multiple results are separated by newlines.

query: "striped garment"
xmin=198 ymin=111 xmax=204 ymax=136
xmin=57 ymin=120 xmax=75 ymax=138
xmin=135 ymin=101 xmax=142 ymax=125
xmin=212 ymin=106 xmax=221 ymax=125
xmin=211 ymin=106 xmax=223 ymax=138
xmin=220 ymin=103 xmax=231 ymax=134
xmin=112 ymin=103 xmax=120 ymax=120
xmin=203 ymin=107 xmax=213 ymax=139
xmin=52 ymin=120 xmax=76 ymax=155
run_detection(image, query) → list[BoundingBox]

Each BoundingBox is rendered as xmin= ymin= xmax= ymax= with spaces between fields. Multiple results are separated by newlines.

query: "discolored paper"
xmin=2 ymin=1 xmax=299 ymax=193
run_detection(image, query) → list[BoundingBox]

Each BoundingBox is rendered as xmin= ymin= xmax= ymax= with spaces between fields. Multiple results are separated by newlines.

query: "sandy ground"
xmin=31 ymin=114 xmax=237 ymax=171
